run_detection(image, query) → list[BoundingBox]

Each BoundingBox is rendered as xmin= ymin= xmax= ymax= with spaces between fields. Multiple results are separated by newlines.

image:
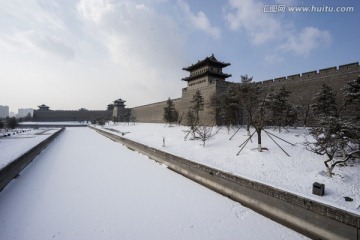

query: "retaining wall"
xmin=91 ymin=126 xmax=360 ymax=240
xmin=0 ymin=128 xmax=64 ymax=192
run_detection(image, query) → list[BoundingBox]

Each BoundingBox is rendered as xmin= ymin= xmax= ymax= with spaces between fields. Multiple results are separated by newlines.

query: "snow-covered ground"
xmin=0 ymin=128 xmax=307 ymax=239
xmin=0 ymin=128 xmax=61 ymax=169
xmin=97 ymin=123 xmax=360 ymax=215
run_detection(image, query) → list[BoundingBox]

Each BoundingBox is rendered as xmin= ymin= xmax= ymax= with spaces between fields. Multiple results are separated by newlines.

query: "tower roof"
xmin=182 ymin=54 xmax=231 ymax=72
xmin=113 ymin=98 xmax=126 ymax=107
xmin=114 ymin=98 xmax=126 ymax=103
xmin=181 ymin=54 xmax=232 ymax=81
xmin=37 ymin=104 xmax=50 ymax=111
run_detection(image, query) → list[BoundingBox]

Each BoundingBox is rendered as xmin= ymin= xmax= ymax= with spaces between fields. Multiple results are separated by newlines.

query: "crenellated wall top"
xmin=258 ymin=62 xmax=359 ymax=84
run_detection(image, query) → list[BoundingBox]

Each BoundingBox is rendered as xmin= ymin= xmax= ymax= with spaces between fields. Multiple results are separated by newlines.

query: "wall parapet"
xmin=36 ymin=110 xmax=111 ymax=112
xmin=131 ymin=98 xmax=181 ymax=109
xmin=259 ymin=62 xmax=359 ymax=85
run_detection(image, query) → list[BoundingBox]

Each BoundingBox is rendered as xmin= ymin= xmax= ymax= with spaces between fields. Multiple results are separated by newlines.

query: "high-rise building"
xmin=17 ymin=108 xmax=34 ymax=118
xmin=0 ymin=105 xmax=9 ymax=119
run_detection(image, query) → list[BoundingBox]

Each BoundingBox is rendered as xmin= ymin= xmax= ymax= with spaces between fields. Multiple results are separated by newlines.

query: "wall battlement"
xmin=43 ymin=110 xmax=109 ymax=112
xmin=260 ymin=62 xmax=359 ymax=84
xmin=132 ymin=98 xmax=181 ymax=109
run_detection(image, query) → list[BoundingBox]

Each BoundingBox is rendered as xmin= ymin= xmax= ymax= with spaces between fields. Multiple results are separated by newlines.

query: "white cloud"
xmin=0 ymin=0 xmax=74 ymax=61
xmin=224 ymin=0 xmax=332 ymax=58
xmin=224 ymin=0 xmax=282 ymax=44
xmin=76 ymin=0 xmax=187 ymax=106
xmin=264 ymin=54 xmax=285 ymax=65
xmin=177 ymin=0 xmax=221 ymax=38
xmin=280 ymin=27 xmax=332 ymax=57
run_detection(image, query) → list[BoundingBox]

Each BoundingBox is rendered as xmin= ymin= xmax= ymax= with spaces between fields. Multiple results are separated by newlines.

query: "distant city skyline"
xmin=0 ymin=105 xmax=33 ymax=118
xmin=1 ymin=0 xmax=359 ymax=112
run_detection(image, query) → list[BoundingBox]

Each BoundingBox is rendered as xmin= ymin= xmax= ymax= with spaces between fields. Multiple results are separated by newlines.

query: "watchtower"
xmin=38 ymin=104 xmax=50 ymax=111
xmin=182 ymin=54 xmax=231 ymax=88
xmin=180 ymin=54 xmax=232 ymax=124
xmin=112 ymin=98 xmax=127 ymax=121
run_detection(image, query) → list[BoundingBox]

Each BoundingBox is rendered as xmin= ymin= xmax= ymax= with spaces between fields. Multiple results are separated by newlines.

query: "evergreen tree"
xmin=6 ymin=117 xmax=18 ymax=129
xmin=312 ymin=83 xmax=338 ymax=117
xmin=191 ymin=90 xmax=204 ymax=124
xmin=267 ymin=86 xmax=292 ymax=132
xmin=163 ymin=98 xmax=178 ymax=126
xmin=305 ymin=81 xmax=360 ymax=176
xmin=343 ymin=75 xmax=360 ymax=121
xmin=305 ymin=116 xmax=360 ymax=177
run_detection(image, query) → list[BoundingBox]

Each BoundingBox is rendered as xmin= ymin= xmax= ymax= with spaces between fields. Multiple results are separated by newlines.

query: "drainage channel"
xmin=91 ymin=126 xmax=360 ymax=240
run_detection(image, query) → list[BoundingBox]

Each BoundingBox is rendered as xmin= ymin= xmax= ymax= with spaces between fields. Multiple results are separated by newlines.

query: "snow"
xmin=0 ymin=128 xmax=307 ymax=239
xmin=0 ymin=128 xmax=61 ymax=169
xmin=97 ymin=123 xmax=360 ymax=215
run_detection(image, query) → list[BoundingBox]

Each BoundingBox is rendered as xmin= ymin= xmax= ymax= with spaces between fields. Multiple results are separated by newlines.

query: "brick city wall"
xmin=33 ymin=110 xmax=112 ymax=122
xmin=131 ymin=62 xmax=360 ymax=125
xmin=131 ymin=98 xmax=182 ymax=123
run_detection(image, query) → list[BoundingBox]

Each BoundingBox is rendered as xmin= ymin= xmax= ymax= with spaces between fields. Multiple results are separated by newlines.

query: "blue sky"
xmin=0 ymin=0 xmax=359 ymax=112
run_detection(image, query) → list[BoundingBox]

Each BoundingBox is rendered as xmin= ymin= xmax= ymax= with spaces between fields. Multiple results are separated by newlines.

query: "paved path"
xmin=0 ymin=128 xmax=307 ymax=240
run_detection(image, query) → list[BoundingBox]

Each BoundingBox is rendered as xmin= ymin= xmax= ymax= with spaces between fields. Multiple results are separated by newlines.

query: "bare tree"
xmin=297 ymin=96 xmax=312 ymax=127
xmin=251 ymin=91 xmax=272 ymax=151
xmin=194 ymin=124 xmax=217 ymax=147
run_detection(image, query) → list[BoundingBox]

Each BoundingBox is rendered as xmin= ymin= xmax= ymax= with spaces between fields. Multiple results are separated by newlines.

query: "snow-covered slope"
xmin=99 ymin=123 xmax=360 ymax=215
xmin=0 ymin=128 xmax=61 ymax=169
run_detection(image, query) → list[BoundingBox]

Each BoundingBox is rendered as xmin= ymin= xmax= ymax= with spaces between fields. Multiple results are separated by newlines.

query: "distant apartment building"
xmin=0 ymin=105 xmax=9 ymax=119
xmin=17 ymin=108 xmax=34 ymax=118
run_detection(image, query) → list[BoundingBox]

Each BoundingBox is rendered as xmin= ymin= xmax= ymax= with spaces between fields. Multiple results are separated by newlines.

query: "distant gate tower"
xmin=180 ymin=54 xmax=232 ymax=124
xmin=112 ymin=98 xmax=127 ymax=121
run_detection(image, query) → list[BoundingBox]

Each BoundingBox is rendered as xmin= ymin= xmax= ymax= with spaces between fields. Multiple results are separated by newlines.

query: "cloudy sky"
xmin=1 ymin=0 xmax=359 ymax=112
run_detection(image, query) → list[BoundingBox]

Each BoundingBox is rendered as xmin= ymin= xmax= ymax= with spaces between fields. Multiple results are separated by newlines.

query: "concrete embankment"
xmin=91 ymin=126 xmax=360 ymax=240
xmin=0 ymin=128 xmax=64 ymax=192
xmin=19 ymin=124 xmax=88 ymax=128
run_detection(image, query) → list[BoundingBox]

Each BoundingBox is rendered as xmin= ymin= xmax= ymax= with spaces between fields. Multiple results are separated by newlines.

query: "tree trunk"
xmin=257 ymin=129 xmax=262 ymax=152
xmin=326 ymin=166 xmax=333 ymax=178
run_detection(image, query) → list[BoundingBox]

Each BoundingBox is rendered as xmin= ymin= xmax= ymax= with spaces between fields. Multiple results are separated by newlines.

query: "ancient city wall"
xmin=131 ymin=62 xmax=359 ymax=125
xmin=132 ymin=79 xmax=235 ymax=125
xmin=131 ymin=98 xmax=181 ymax=123
xmin=260 ymin=62 xmax=359 ymax=102
xmin=33 ymin=110 xmax=112 ymax=122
